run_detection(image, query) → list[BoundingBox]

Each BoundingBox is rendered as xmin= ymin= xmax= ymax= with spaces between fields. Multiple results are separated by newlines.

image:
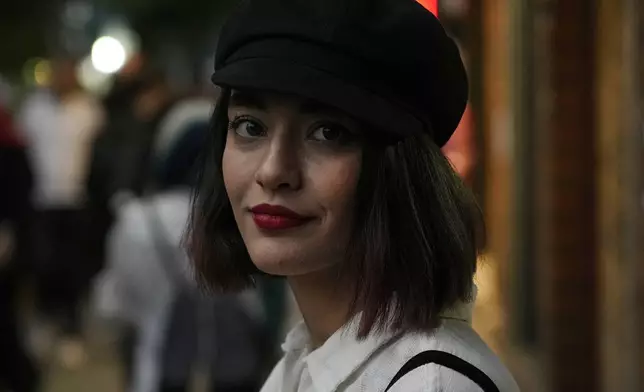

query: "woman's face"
xmin=223 ymin=89 xmax=363 ymax=276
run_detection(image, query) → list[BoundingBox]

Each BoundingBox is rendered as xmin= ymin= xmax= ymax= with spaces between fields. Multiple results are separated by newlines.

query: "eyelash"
xmin=228 ymin=115 xmax=358 ymax=145
xmin=308 ymin=122 xmax=348 ymax=141
xmin=228 ymin=115 xmax=256 ymax=131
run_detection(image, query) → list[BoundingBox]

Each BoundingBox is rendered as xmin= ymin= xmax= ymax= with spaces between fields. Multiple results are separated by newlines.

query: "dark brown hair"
xmin=186 ymin=88 xmax=485 ymax=337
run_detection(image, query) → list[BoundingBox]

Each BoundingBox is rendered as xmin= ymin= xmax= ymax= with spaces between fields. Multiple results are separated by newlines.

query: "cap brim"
xmin=211 ymin=58 xmax=422 ymax=139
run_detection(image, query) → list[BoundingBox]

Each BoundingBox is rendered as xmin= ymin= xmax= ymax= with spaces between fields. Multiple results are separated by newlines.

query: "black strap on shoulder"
xmin=384 ymin=350 xmax=500 ymax=392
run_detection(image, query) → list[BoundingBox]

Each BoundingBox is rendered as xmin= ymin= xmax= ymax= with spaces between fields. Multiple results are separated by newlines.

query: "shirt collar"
xmin=281 ymin=285 xmax=477 ymax=392
xmin=282 ymin=316 xmax=400 ymax=392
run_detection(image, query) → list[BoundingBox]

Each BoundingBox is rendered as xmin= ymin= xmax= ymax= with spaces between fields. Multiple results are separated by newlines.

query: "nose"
xmin=254 ymin=135 xmax=303 ymax=192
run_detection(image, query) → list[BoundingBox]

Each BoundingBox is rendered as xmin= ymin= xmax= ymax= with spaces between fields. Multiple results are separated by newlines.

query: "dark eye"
xmin=229 ymin=117 xmax=265 ymax=138
xmin=309 ymin=124 xmax=348 ymax=142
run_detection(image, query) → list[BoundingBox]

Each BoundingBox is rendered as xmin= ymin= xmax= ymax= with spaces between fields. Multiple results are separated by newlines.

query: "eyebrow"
xmin=229 ymin=90 xmax=267 ymax=110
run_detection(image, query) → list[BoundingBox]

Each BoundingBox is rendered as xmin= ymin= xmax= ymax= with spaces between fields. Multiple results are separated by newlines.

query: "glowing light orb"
xmin=91 ymin=36 xmax=127 ymax=74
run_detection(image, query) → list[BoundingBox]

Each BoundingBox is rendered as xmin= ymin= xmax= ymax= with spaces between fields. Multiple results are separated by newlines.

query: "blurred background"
xmin=0 ymin=0 xmax=642 ymax=391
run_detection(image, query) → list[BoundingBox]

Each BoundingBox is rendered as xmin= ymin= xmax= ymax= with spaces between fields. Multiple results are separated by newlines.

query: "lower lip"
xmin=252 ymin=213 xmax=310 ymax=231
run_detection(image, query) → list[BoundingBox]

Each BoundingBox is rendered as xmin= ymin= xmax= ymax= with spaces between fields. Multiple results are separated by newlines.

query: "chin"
xmin=247 ymin=243 xmax=334 ymax=277
xmin=251 ymin=254 xmax=320 ymax=276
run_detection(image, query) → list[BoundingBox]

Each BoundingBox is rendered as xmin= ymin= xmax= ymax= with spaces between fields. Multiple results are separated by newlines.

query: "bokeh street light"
xmin=90 ymin=36 xmax=127 ymax=74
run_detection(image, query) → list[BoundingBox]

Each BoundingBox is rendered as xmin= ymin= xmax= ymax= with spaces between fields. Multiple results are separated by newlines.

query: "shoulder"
xmin=259 ymin=356 xmax=287 ymax=392
xmin=66 ymin=92 xmax=101 ymax=110
xmin=109 ymin=199 xmax=148 ymax=248
xmin=105 ymin=200 xmax=151 ymax=279
xmin=106 ymin=198 xmax=174 ymax=285
xmin=17 ymin=92 xmax=57 ymax=130
xmin=386 ymin=363 xmax=476 ymax=392
xmin=154 ymin=97 xmax=212 ymax=155
xmin=151 ymin=192 xmax=191 ymax=237
xmin=64 ymin=94 xmax=105 ymax=127
xmin=368 ymin=320 xmax=520 ymax=392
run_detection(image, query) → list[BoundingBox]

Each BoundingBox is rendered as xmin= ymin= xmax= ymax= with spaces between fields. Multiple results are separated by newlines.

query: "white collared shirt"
xmin=260 ymin=299 xmax=519 ymax=392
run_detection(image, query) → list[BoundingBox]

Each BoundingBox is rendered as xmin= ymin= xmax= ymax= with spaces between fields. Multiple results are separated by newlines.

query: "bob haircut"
xmin=186 ymin=88 xmax=485 ymax=338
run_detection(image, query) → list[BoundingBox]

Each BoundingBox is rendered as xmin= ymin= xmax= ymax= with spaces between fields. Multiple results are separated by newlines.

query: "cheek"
xmin=311 ymin=153 xmax=362 ymax=212
xmin=222 ymin=140 xmax=253 ymax=204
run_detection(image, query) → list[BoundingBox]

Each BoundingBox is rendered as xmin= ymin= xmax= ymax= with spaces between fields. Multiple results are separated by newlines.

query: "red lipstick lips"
xmin=250 ymin=204 xmax=311 ymax=231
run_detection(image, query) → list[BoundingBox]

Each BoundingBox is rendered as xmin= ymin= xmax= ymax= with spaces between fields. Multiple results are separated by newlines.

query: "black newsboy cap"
xmin=212 ymin=0 xmax=468 ymax=147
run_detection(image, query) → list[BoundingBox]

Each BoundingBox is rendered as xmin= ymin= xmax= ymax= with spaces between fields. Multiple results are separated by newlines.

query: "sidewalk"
xmin=40 ymin=322 xmax=123 ymax=392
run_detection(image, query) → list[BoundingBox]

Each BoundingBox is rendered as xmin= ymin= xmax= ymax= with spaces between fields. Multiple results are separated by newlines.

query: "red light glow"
xmin=417 ymin=0 xmax=438 ymax=16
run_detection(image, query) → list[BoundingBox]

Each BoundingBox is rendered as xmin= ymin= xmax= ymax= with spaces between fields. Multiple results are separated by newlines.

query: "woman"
xmin=188 ymin=0 xmax=520 ymax=390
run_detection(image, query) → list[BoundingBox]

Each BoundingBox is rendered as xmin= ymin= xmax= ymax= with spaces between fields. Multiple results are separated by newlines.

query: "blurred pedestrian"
xmin=94 ymin=95 xmax=265 ymax=392
xmin=85 ymin=65 xmax=150 ymax=266
xmin=87 ymin=67 xmax=174 ymax=206
xmin=18 ymin=57 xmax=105 ymax=367
xmin=86 ymin=66 xmax=177 ymax=383
xmin=0 ymin=89 xmax=41 ymax=392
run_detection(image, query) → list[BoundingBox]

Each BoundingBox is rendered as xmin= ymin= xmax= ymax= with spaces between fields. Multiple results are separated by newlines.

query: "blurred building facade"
xmin=443 ymin=0 xmax=643 ymax=391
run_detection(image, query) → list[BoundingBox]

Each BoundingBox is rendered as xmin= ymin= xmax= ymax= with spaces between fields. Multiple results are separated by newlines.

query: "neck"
xmin=288 ymin=268 xmax=353 ymax=349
